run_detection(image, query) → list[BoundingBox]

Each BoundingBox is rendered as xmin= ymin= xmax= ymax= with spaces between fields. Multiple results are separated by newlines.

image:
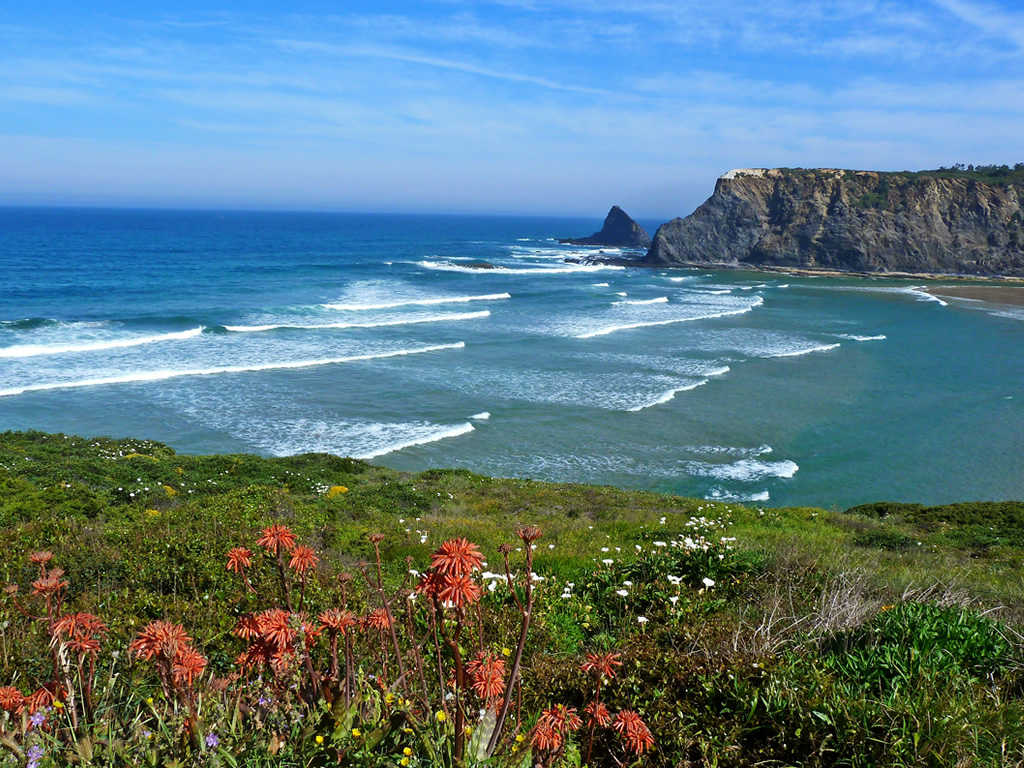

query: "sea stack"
xmin=561 ymin=206 xmax=652 ymax=249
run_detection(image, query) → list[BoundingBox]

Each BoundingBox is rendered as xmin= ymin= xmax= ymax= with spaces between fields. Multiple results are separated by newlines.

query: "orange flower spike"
xmin=256 ymin=609 xmax=296 ymax=648
xmin=612 ymin=710 xmax=654 ymax=755
xmin=256 ymin=524 xmax=297 ymax=554
xmin=430 ymin=538 xmax=484 ymax=576
xmin=580 ymin=651 xmax=622 ymax=679
xmin=584 ymin=701 xmax=612 ymax=727
xmin=516 ymin=525 xmax=542 ymax=545
xmin=129 ymin=620 xmax=191 ymax=661
xmin=437 ymin=572 xmax=482 ymax=608
xmin=363 ymin=608 xmax=392 ymax=630
xmin=172 ymin=645 xmax=208 ymax=687
xmin=467 ymin=651 xmax=506 ymax=700
xmin=318 ymin=608 xmax=357 ymax=634
xmin=225 ymin=547 xmax=253 ymax=572
xmin=288 ymin=545 xmax=319 ymax=574
xmin=0 ymin=687 xmax=24 ymax=713
xmin=29 ymin=551 xmax=54 ymax=568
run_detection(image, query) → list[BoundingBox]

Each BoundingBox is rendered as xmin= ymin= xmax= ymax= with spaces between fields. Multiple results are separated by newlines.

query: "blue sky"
xmin=1 ymin=0 xmax=1022 ymax=218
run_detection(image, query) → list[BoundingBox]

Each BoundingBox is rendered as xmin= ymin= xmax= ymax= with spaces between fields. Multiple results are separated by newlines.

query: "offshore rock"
xmin=644 ymin=168 xmax=1024 ymax=276
xmin=561 ymin=206 xmax=652 ymax=249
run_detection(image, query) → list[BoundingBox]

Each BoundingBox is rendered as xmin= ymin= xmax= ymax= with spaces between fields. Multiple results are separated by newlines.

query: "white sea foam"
xmin=0 ymin=342 xmax=465 ymax=398
xmin=591 ymin=283 xmax=610 ymax=287
xmin=707 ymin=488 xmax=771 ymax=502
xmin=470 ymin=412 xmax=491 ymax=420
xmin=686 ymin=458 xmax=799 ymax=482
xmin=616 ymin=297 xmax=669 ymax=306
xmin=758 ymin=342 xmax=840 ymax=358
xmin=837 ymin=334 xmax=887 ymax=341
xmin=626 ymin=367 xmax=730 ymax=411
xmin=0 ymin=327 xmax=205 ymax=358
xmin=322 ymin=293 xmax=510 ymax=311
xmin=416 ymin=260 xmax=624 ymax=274
xmin=689 ymin=444 xmax=773 ymax=458
xmin=225 ymin=311 xmax=489 ymax=333
xmin=576 ymin=297 xmax=763 ymax=339
xmin=355 ymin=422 xmax=475 ymax=459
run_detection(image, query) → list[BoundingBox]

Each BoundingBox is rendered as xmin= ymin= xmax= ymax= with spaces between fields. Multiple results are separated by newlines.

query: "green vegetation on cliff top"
xmin=1 ymin=430 xmax=1023 ymax=767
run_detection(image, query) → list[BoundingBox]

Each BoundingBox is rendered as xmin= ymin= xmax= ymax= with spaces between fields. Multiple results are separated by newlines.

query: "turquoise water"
xmin=1 ymin=207 xmax=1022 ymax=508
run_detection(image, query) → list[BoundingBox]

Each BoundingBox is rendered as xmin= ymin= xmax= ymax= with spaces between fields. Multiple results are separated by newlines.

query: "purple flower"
xmin=27 ymin=745 xmax=44 ymax=768
xmin=29 ymin=710 xmax=46 ymax=728
xmin=205 ymin=732 xmax=220 ymax=748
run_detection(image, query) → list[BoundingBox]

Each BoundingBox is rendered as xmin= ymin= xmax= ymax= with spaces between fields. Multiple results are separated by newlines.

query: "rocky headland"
xmin=643 ymin=167 xmax=1024 ymax=277
xmin=561 ymin=205 xmax=651 ymax=249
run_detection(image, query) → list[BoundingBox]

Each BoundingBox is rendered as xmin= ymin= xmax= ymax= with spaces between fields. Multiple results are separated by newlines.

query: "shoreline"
xmin=576 ymin=256 xmax=1024 ymax=284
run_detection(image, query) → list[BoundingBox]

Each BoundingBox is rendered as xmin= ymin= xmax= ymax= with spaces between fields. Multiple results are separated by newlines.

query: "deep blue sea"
xmin=2 ymin=207 xmax=1022 ymax=508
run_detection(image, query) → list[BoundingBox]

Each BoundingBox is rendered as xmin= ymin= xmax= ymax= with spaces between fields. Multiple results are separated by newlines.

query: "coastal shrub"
xmin=851 ymin=527 xmax=916 ymax=551
xmin=844 ymin=501 xmax=925 ymax=519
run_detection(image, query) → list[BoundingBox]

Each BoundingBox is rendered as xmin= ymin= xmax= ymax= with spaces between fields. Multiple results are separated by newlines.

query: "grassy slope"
xmin=1 ymin=430 xmax=1023 ymax=766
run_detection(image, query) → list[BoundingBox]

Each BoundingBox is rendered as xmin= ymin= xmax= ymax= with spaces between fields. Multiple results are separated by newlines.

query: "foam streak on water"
xmin=0 ymin=327 xmax=205 ymax=357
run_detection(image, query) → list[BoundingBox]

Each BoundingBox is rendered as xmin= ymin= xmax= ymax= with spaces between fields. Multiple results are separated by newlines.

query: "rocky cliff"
xmin=562 ymin=206 xmax=651 ymax=248
xmin=644 ymin=168 xmax=1024 ymax=276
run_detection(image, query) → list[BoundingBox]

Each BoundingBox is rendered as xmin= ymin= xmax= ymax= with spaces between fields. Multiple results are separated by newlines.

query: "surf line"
xmin=0 ymin=342 xmax=465 ymax=398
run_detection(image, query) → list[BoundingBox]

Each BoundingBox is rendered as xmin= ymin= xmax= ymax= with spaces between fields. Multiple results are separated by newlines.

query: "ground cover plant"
xmin=1 ymin=430 xmax=1023 ymax=766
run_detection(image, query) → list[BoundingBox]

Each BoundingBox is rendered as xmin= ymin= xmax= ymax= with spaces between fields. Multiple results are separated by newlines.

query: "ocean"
xmin=2 ymin=207 xmax=1022 ymax=509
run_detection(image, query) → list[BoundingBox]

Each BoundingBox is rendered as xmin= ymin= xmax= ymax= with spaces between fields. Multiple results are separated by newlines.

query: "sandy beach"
xmin=925 ymin=285 xmax=1024 ymax=307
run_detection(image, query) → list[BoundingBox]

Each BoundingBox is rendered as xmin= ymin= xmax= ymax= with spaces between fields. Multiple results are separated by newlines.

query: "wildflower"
xmin=430 ymin=538 xmax=484 ymax=576
xmin=533 ymin=705 xmax=582 ymax=751
xmin=702 ymin=577 xmax=716 ymax=588
xmin=435 ymin=710 xmax=447 ymax=722
xmin=315 ymin=735 xmax=324 ymax=745
xmin=467 ymin=650 xmax=506 ymax=701
xmin=205 ymin=732 xmax=220 ymax=748
xmin=581 ymin=651 xmax=622 ymax=679
xmin=612 ymin=710 xmax=654 ymax=755
xmin=403 ymin=747 xmax=413 ymax=756
xmin=256 ymin=524 xmax=297 ymax=554
xmin=401 ymin=759 xmax=410 ymax=766
xmin=288 ymin=545 xmax=319 ymax=574
xmin=29 ymin=710 xmax=46 ymax=728
xmin=225 ymin=547 xmax=252 ymax=572
xmin=517 ymin=525 xmax=542 ymax=544
xmin=129 ymin=620 xmax=191 ymax=661
xmin=26 ymin=745 xmax=44 ymax=768
xmin=616 ymin=589 xmax=628 ymax=597
xmin=367 ymin=532 xmax=386 ymax=544
xmin=385 ymin=693 xmax=395 ymax=704
xmin=584 ymin=701 xmax=612 ymax=727
xmin=502 ymin=647 xmax=512 ymax=657
xmin=0 ymin=687 xmax=24 ymax=713
xmin=437 ymin=572 xmax=482 ymax=608
xmin=28 ymin=551 xmax=54 ymax=567
xmin=637 ymin=616 xmax=649 ymax=624
xmin=172 ymin=645 xmax=208 ymax=686
xmin=352 ymin=728 xmax=362 ymax=737
xmin=318 ymin=608 xmax=357 ymax=634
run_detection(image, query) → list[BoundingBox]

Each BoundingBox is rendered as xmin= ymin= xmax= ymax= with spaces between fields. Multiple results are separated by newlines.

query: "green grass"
xmin=1 ymin=430 xmax=1023 ymax=767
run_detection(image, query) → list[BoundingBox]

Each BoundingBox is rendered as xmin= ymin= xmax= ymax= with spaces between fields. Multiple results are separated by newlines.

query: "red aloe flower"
xmin=533 ymin=705 xmax=582 ymax=751
xmin=129 ymin=621 xmax=191 ymax=661
xmin=225 ymin=547 xmax=253 ymax=572
xmin=256 ymin=524 xmax=297 ymax=554
xmin=25 ymin=684 xmax=62 ymax=714
xmin=467 ymin=651 xmax=506 ymax=702
xmin=437 ymin=572 xmax=482 ymax=608
xmin=233 ymin=614 xmax=260 ymax=640
xmin=580 ymin=651 xmax=622 ymax=679
xmin=516 ymin=525 xmax=542 ymax=545
xmin=318 ymin=608 xmax=357 ymax=634
xmin=583 ymin=701 xmax=611 ymax=727
xmin=28 ymin=551 xmax=54 ymax=567
xmin=288 ymin=545 xmax=319 ymax=574
xmin=363 ymin=608 xmax=391 ymax=630
xmin=256 ymin=609 xmax=295 ymax=648
xmin=414 ymin=570 xmax=445 ymax=598
xmin=31 ymin=569 xmax=68 ymax=596
xmin=612 ymin=710 xmax=654 ymax=755
xmin=430 ymin=538 xmax=484 ymax=576
xmin=0 ymin=687 xmax=24 ymax=713
xmin=172 ymin=645 xmax=208 ymax=686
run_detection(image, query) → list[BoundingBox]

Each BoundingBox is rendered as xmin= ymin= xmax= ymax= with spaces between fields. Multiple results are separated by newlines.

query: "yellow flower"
xmin=435 ymin=711 xmax=447 ymax=723
xmin=328 ymin=485 xmax=349 ymax=497
xmin=145 ymin=509 xmax=160 ymax=517
xmin=385 ymin=693 xmax=395 ymax=704
xmin=515 ymin=734 xmax=525 ymax=743
xmin=501 ymin=647 xmax=512 ymax=657
xmin=403 ymin=727 xmax=413 ymax=734
xmin=464 ymin=726 xmax=473 ymax=736
xmin=401 ymin=759 xmax=410 ymax=767
xmin=352 ymin=728 xmax=361 ymax=738
xmin=147 ymin=697 xmax=154 ymax=705
xmin=53 ymin=701 xmax=64 ymax=709
xmin=315 ymin=735 xmax=324 ymax=745
xmin=403 ymin=748 xmax=413 ymax=756
xmin=512 ymin=746 xmax=518 ymax=754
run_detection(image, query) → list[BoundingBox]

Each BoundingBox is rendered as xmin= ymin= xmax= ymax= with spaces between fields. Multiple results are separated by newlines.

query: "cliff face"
xmin=561 ymin=206 xmax=651 ymax=248
xmin=645 ymin=169 xmax=1024 ymax=276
